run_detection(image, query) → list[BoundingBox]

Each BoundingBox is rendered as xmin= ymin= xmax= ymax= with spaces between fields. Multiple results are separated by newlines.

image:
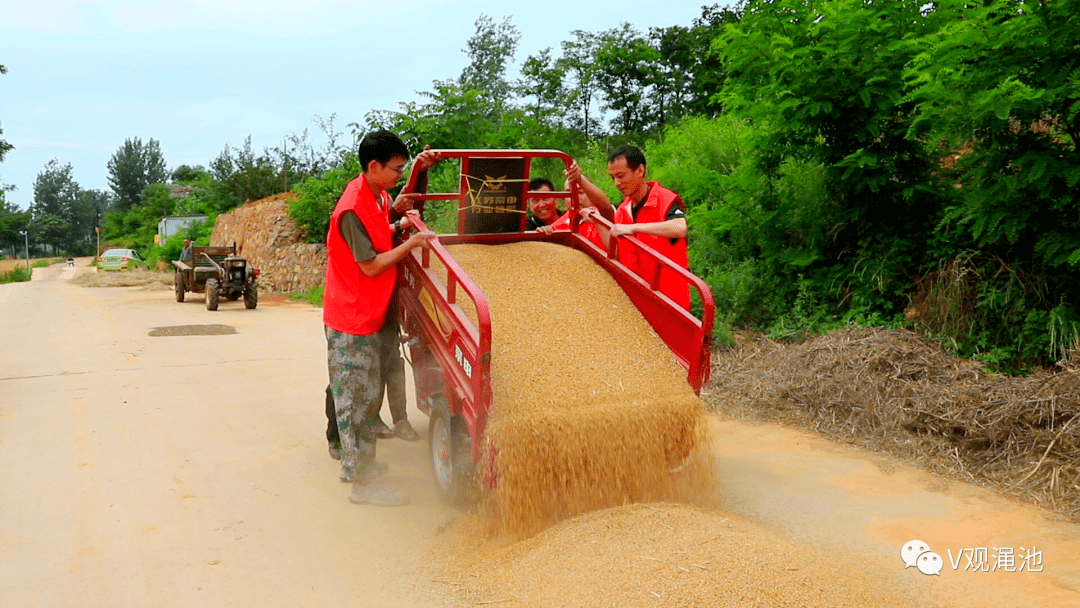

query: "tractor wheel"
xmin=174 ymin=272 xmax=185 ymax=302
xmin=205 ymin=278 xmax=220 ymax=311
xmin=428 ymin=395 xmax=475 ymax=507
xmin=244 ymin=282 xmax=258 ymax=309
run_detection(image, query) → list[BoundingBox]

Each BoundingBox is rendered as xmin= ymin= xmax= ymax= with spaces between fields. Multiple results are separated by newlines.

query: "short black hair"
xmin=529 ymin=177 xmax=555 ymax=191
xmin=607 ymin=145 xmax=647 ymax=171
xmin=358 ymin=130 xmax=409 ymax=172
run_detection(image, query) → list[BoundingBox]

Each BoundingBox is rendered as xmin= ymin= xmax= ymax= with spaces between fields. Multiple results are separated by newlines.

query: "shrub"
xmin=289 ymin=156 xmax=361 ymax=243
xmin=0 ymin=266 xmax=31 ymax=284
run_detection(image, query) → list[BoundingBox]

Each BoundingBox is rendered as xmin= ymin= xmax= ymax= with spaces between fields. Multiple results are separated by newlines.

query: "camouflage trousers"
xmin=325 ymin=323 xmax=396 ymax=479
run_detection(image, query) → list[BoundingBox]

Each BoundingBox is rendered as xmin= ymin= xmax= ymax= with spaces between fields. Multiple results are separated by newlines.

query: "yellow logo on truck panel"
xmin=419 ymin=287 xmax=454 ymax=340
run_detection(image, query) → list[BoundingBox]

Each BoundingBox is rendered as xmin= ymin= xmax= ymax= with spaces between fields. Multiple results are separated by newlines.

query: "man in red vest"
xmin=529 ymin=163 xmax=614 ymax=251
xmin=324 ymin=130 xmax=436 ymax=507
xmin=579 ymin=145 xmax=690 ymax=309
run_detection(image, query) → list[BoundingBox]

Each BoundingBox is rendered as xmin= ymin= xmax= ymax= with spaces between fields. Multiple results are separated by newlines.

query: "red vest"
xmin=323 ymin=175 xmax=396 ymax=335
xmin=551 ymin=210 xmax=571 ymax=231
xmin=550 ymin=210 xmax=607 ymax=249
xmin=614 ymin=182 xmax=690 ymax=309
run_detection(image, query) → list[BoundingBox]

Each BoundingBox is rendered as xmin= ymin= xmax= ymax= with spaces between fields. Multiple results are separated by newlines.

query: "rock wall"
xmin=210 ymin=193 xmax=326 ymax=293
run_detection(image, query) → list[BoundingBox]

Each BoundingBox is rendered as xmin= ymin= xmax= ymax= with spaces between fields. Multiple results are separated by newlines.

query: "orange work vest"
xmin=323 ymin=175 xmax=396 ymax=335
xmin=613 ymin=182 xmax=690 ymax=310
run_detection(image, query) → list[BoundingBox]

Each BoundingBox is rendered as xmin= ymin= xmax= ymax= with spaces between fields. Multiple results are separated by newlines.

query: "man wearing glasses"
xmin=323 ymin=130 xmax=439 ymax=506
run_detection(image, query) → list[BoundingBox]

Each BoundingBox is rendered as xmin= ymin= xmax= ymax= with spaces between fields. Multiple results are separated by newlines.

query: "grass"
xmin=0 ymin=267 xmax=31 ymax=284
xmin=0 ymin=259 xmax=64 ymax=284
xmin=288 ymin=284 xmax=324 ymax=307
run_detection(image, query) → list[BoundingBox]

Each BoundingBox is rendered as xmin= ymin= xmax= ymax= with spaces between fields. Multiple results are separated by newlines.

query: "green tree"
xmin=0 ymin=200 xmax=31 ymax=258
xmin=647 ymin=25 xmax=696 ymax=128
xmin=517 ymin=47 xmax=568 ymax=125
xmin=101 ymin=183 xmax=176 ymax=253
xmin=366 ymin=82 xmax=494 ymax=150
xmin=207 ymin=136 xmax=282 ymax=211
xmin=560 ymin=30 xmax=602 ymax=139
xmin=34 ymin=214 xmax=70 ymax=255
xmin=31 ymin=159 xmax=78 ymax=219
xmin=107 ymin=137 xmax=167 ymax=212
xmin=78 ymin=189 xmax=112 ymax=253
xmin=685 ymin=3 xmax=744 ymax=116
xmin=459 ymin=14 xmax=520 ymax=117
xmin=594 ymin=23 xmax=661 ymax=136
xmin=288 ymin=154 xmax=362 ymax=243
xmin=908 ymin=0 xmax=1080 ymax=272
xmin=171 ymin=164 xmax=209 ymax=184
xmin=32 ymin=159 xmax=84 ymax=253
xmin=718 ymin=0 xmax=942 ymax=317
xmin=902 ymin=0 xmax=1080 ymax=367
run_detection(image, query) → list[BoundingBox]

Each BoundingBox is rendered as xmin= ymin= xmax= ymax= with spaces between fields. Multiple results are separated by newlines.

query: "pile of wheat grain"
xmin=446 ymin=242 xmax=717 ymax=536
xmin=432 ymin=503 xmax=932 ymax=608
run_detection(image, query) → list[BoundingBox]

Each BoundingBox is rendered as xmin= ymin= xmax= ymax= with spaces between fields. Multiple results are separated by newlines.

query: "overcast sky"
xmin=1 ymin=1 xmax=713 ymax=211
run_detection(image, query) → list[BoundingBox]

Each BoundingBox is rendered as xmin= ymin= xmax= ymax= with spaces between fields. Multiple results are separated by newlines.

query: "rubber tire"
xmin=428 ymin=397 xmax=474 ymax=507
xmin=174 ymin=272 xmax=185 ymax=302
xmin=244 ymin=282 xmax=258 ymax=309
xmin=205 ymin=278 xmax=220 ymax=311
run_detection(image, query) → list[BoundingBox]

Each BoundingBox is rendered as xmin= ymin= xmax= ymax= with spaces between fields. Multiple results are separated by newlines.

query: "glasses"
xmin=385 ymin=163 xmax=408 ymax=175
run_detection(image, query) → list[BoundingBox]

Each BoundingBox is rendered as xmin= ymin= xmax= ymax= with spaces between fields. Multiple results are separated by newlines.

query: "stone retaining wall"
xmin=210 ymin=193 xmax=326 ymax=293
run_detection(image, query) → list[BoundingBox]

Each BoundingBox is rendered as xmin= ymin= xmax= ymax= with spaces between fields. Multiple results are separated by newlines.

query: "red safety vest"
xmin=614 ymin=182 xmax=690 ymax=310
xmin=550 ymin=211 xmax=571 ymax=231
xmin=323 ymin=175 xmax=396 ymax=335
xmin=548 ymin=210 xmax=607 ymax=249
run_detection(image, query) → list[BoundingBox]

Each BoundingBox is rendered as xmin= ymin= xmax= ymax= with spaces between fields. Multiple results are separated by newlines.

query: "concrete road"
xmin=1 ymin=263 xmax=457 ymax=608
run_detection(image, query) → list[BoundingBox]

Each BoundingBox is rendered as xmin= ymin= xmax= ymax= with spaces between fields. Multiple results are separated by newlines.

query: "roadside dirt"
xmin=1 ymin=264 xmax=1078 ymax=607
xmin=0 ymin=256 xmax=62 ymax=275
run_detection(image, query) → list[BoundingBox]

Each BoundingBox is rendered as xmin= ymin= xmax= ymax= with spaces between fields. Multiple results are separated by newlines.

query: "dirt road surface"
xmin=2 ymin=260 xmax=1079 ymax=607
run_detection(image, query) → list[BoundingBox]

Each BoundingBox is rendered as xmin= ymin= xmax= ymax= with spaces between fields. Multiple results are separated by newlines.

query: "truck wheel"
xmin=174 ymin=272 xmax=185 ymax=302
xmin=244 ymin=282 xmax=258 ymax=309
xmin=429 ymin=397 xmax=474 ymax=507
xmin=205 ymin=278 xmax=220 ymax=311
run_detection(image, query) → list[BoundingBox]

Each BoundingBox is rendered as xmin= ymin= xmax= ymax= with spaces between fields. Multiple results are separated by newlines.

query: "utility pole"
xmin=19 ymin=229 xmax=28 ymax=270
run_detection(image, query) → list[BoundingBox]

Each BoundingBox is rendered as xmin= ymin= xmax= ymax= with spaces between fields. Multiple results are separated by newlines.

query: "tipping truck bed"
xmin=394 ymin=150 xmax=714 ymax=505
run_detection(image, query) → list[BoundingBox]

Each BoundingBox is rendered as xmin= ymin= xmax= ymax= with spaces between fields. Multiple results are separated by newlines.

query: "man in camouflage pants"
xmin=323 ymin=130 xmax=437 ymax=506
xmin=326 ymin=326 xmax=390 ymax=483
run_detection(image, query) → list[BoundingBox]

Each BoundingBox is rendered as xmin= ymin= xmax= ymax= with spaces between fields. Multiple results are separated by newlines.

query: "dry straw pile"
xmin=71 ymin=269 xmax=172 ymax=289
xmin=447 ymin=242 xmax=718 ymax=536
xmin=705 ymin=327 xmax=1080 ymax=518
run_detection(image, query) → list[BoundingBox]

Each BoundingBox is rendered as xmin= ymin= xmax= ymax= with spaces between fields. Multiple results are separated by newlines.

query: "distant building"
xmin=157 ymin=215 xmax=209 ymax=242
